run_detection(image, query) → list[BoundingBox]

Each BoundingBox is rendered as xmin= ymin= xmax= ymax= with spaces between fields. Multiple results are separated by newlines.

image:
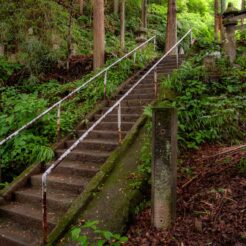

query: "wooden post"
xmin=151 ymin=107 xmax=177 ymax=229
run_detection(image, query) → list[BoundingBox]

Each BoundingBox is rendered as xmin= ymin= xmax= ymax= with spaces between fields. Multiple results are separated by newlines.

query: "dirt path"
xmin=126 ymin=144 xmax=246 ymax=246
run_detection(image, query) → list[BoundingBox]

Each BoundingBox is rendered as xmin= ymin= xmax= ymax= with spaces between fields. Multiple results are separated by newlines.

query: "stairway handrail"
xmin=41 ymin=29 xmax=192 ymax=244
xmin=0 ymin=35 xmax=156 ymax=147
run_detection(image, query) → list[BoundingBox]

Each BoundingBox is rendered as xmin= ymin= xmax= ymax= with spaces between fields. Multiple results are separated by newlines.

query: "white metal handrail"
xmin=0 ymin=36 xmax=156 ymax=147
xmin=42 ymin=29 xmax=192 ymax=244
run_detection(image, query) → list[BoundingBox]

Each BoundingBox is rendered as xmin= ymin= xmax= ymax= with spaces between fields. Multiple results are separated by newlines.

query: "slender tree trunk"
xmin=141 ymin=0 xmax=148 ymax=29
xmin=78 ymin=0 xmax=84 ymax=15
xmin=93 ymin=0 xmax=105 ymax=70
xmin=114 ymin=0 xmax=119 ymax=15
xmin=120 ymin=0 xmax=125 ymax=50
xmin=214 ymin=0 xmax=220 ymax=42
xmin=165 ymin=0 xmax=177 ymax=55
xmin=67 ymin=0 xmax=75 ymax=70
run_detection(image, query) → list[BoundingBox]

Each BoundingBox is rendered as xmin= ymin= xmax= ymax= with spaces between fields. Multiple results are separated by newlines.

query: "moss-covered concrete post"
xmin=223 ymin=3 xmax=239 ymax=63
xmin=151 ymin=107 xmax=177 ymax=229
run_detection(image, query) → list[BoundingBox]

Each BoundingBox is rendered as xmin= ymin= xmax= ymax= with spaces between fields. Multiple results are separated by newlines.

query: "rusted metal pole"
xmin=176 ymin=45 xmax=179 ymax=69
xmin=190 ymin=30 xmax=193 ymax=46
xmin=152 ymin=107 xmax=177 ymax=229
xmin=118 ymin=103 xmax=122 ymax=144
xmin=56 ymin=103 xmax=61 ymax=142
xmin=133 ymin=52 xmax=136 ymax=64
xmin=104 ymin=71 xmax=107 ymax=100
xmin=154 ymin=36 xmax=157 ymax=51
xmin=42 ymin=176 xmax=48 ymax=244
xmin=154 ymin=68 xmax=158 ymax=98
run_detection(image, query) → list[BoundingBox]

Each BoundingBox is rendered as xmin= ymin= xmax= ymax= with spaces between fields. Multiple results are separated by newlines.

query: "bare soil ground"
xmin=126 ymin=144 xmax=246 ymax=246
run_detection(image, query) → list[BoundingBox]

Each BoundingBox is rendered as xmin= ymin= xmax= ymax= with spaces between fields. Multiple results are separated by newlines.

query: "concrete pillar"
xmin=151 ymin=107 xmax=177 ymax=229
xmin=224 ymin=24 xmax=237 ymax=63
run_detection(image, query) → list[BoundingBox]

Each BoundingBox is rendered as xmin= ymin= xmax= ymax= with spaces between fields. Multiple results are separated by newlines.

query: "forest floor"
xmin=126 ymin=143 xmax=246 ymax=246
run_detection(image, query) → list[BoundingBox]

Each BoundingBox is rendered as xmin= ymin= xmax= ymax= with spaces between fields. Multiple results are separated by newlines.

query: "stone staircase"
xmin=0 ymin=55 xmax=184 ymax=245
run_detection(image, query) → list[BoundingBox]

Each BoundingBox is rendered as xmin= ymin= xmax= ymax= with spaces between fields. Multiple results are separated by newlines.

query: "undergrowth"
xmin=159 ymin=49 xmax=246 ymax=149
xmin=0 ymin=45 xmax=157 ymax=183
xmin=132 ymin=41 xmax=246 ymax=198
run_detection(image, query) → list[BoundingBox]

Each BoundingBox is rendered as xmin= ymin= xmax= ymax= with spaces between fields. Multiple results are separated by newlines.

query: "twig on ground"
xmin=198 ymin=144 xmax=246 ymax=161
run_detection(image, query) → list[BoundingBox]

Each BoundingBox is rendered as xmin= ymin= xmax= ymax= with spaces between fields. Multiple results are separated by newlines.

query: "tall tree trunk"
xmin=114 ymin=0 xmax=119 ymax=15
xmin=120 ymin=0 xmax=125 ymax=50
xmin=141 ymin=0 xmax=148 ymax=29
xmin=93 ymin=0 xmax=105 ymax=70
xmin=214 ymin=0 xmax=220 ymax=42
xmin=78 ymin=0 xmax=84 ymax=15
xmin=165 ymin=0 xmax=177 ymax=55
xmin=67 ymin=0 xmax=75 ymax=70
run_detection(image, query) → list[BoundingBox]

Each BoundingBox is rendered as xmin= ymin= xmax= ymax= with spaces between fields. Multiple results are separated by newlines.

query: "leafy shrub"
xmin=70 ymin=220 xmax=128 ymax=246
xmin=0 ymin=46 xmax=157 ymax=183
xmin=0 ymin=88 xmax=55 ymax=181
xmin=159 ymin=53 xmax=246 ymax=149
xmin=0 ymin=58 xmax=21 ymax=86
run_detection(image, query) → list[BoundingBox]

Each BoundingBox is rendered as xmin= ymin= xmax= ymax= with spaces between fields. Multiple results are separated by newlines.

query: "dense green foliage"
xmin=132 ymin=40 xmax=246 ymax=190
xmin=160 ymin=44 xmax=245 ymax=149
xmin=0 ymin=0 xmax=244 ymax=184
xmin=0 ymin=0 xmax=215 ymax=84
xmin=0 ymin=46 xmax=156 ymax=183
xmin=70 ymin=220 xmax=128 ymax=246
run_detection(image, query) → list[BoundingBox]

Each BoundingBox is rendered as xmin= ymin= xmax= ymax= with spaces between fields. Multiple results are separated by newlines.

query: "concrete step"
xmin=156 ymin=68 xmax=178 ymax=73
xmin=103 ymin=106 xmax=144 ymax=114
xmin=0 ymin=202 xmax=56 ymax=233
xmin=118 ymin=93 xmax=155 ymax=100
xmin=120 ymin=87 xmax=154 ymax=95
xmin=76 ymin=130 xmax=128 ymax=141
xmin=91 ymin=121 xmax=134 ymax=131
xmin=0 ymin=55 xmax=186 ymax=245
xmin=14 ymin=187 xmax=76 ymax=212
xmin=56 ymin=149 xmax=110 ymax=164
xmin=124 ymin=82 xmax=157 ymax=90
xmin=31 ymin=173 xmax=89 ymax=194
xmin=94 ymin=113 xmax=140 ymax=122
xmin=53 ymin=161 xmax=100 ymax=178
xmin=109 ymin=99 xmax=153 ymax=107
xmin=65 ymin=138 xmax=119 ymax=152
xmin=0 ymin=220 xmax=40 ymax=246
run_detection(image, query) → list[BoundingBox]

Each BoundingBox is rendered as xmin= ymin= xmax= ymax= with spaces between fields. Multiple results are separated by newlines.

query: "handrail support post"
xmin=133 ymin=52 xmax=136 ymax=64
xmin=118 ymin=103 xmax=122 ymax=144
xmin=176 ymin=45 xmax=179 ymax=69
xmin=56 ymin=103 xmax=61 ymax=142
xmin=154 ymin=68 xmax=158 ymax=98
xmin=104 ymin=71 xmax=108 ymax=100
xmin=42 ymin=175 xmax=48 ymax=245
xmin=154 ymin=36 xmax=157 ymax=51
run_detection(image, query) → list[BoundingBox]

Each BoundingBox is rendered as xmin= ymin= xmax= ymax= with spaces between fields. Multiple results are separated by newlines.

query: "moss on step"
xmin=0 ymin=162 xmax=42 ymax=202
xmin=47 ymin=115 xmax=147 ymax=245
